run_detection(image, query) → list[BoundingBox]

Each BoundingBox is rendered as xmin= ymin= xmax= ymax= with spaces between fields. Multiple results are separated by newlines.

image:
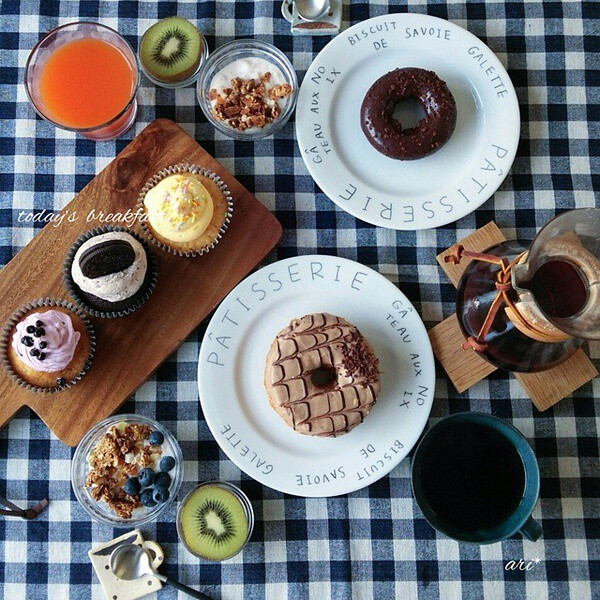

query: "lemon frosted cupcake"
xmin=139 ymin=164 xmax=232 ymax=256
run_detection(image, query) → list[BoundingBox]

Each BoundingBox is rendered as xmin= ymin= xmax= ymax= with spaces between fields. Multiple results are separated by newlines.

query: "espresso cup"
xmin=411 ymin=412 xmax=542 ymax=544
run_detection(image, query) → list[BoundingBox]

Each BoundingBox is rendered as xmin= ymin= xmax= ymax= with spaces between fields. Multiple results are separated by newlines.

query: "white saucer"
xmin=296 ymin=14 xmax=520 ymax=230
xmin=198 ymin=256 xmax=435 ymax=497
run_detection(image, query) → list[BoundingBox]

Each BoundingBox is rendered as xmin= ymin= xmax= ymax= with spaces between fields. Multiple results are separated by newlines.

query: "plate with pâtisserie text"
xmin=296 ymin=14 xmax=520 ymax=230
xmin=198 ymin=256 xmax=435 ymax=497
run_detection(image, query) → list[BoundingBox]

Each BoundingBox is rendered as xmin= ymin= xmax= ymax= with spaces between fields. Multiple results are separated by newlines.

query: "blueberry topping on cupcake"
xmin=21 ymin=336 xmax=33 ymax=347
xmin=26 ymin=325 xmax=35 ymax=334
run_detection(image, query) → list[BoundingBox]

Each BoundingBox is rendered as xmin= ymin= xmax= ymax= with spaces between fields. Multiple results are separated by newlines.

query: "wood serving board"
xmin=0 ymin=119 xmax=282 ymax=445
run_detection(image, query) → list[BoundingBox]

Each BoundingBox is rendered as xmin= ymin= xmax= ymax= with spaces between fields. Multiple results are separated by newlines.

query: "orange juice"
xmin=39 ymin=37 xmax=136 ymax=129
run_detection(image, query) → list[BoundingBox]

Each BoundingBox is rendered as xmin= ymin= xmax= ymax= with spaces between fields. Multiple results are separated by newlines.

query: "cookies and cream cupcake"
xmin=64 ymin=227 xmax=157 ymax=318
xmin=138 ymin=164 xmax=232 ymax=256
xmin=264 ymin=313 xmax=381 ymax=437
xmin=1 ymin=301 xmax=95 ymax=392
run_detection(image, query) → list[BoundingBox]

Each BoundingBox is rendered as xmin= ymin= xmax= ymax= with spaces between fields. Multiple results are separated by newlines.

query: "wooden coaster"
xmin=429 ymin=222 xmax=597 ymax=410
xmin=0 ymin=119 xmax=282 ymax=445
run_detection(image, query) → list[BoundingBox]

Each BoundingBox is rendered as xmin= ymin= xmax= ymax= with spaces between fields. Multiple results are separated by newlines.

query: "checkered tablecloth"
xmin=1 ymin=1 xmax=599 ymax=599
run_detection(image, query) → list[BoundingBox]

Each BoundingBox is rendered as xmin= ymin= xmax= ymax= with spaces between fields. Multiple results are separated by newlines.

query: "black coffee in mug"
xmin=419 ymin=421 xmax=525 ymax=531
xmin=412 ymin=413 xmax=542 ymax=543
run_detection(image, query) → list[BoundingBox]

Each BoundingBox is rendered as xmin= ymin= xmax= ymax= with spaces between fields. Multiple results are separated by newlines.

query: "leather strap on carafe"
xmin=445 ymin=246 xmax=563 ymax=351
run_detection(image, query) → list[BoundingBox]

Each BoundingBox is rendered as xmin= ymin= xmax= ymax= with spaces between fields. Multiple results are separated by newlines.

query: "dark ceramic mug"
xmin=411 ymin=412 xmax=542 ymax=544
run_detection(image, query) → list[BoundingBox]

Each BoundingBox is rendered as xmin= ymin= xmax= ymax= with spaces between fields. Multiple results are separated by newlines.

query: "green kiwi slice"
xmin=139 ymin=16 xmax=202 ymax=83
xmin=180 ymin=485 xmax=248 ymax=560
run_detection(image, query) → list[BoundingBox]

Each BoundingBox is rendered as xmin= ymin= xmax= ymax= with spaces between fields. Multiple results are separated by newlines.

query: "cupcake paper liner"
xmin=0 ymin=298 xmax=96 ymax=394
xmin=136 ymin=163 xmax=233 ymax=257
xmin=63 ymin=226 xmax=159 ymax=319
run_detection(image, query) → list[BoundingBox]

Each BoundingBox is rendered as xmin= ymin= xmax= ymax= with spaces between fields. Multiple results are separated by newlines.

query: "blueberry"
xmin=30 ymin=348 xmax=40 ymax=357
xmin=154 ymin=472 xmax=171 ymax=489
xmin=159 ymin=456 xmax=176 ymax=472
xmin=35 ymin=320 xmax=43 ymax=327
xmin=26 ymin=325 xmax=35 ymax=334
xmin=138 ymin=468 xmax=155 ymax=487
xmin=122 ymin=477 xmax=141 ymax=497
xmin=34 ymin=327 xmax=45 ymax=338
xmin=148 ymin=431 xmax=164 ymax=446
xmin=152 ymin=487 xmax=170 ymax=504
xmin=39 ymin=341 xmax=47 ymax=349
xmin=21 ymin=336 xmax=33 ymax=347
xmin=38 ymin=353 xmax=46 ymax=361
xmin=140 ymin=488 xmax=157 ymax=508
xmin=56 ymin=378 xmax=67 ymax=387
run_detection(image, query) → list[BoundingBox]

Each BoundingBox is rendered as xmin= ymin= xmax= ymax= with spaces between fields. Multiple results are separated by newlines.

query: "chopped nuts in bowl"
xmin=209 ymin=73 xmax=293 ymax=132
xmin=197 ymin=39 xmax=298 ymax=140
xmin=72 ymin=415 xmax=183 ymax=527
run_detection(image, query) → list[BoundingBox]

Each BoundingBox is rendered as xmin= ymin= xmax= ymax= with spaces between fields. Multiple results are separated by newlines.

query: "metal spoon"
xmin=110 ymin=544 xmax=211 ymax=600
xmin=295 ymin=0 xmax=331 ymax=21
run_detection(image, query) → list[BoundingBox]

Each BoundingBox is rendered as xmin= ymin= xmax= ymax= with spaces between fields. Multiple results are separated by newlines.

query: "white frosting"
xmin=72 ymin=232 xmax=148 ymax=303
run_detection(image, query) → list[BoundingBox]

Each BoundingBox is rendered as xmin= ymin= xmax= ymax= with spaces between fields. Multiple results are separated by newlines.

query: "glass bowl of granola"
xmin=197 ymin=39 xmax=298 ymax=140
xmin=71 ymin=414 xmax=183 ymax=527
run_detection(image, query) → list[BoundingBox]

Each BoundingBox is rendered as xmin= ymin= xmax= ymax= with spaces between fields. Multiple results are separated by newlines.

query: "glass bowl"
xmin=196 ymin=39 xmax=298 ymax=140
xmin=71 ymin=414 xmax=183 ymax=527
xmin=176 ymin=481 xmax=254 ymax=561
xmin=138 ymin=31 xmax=209 ymax=89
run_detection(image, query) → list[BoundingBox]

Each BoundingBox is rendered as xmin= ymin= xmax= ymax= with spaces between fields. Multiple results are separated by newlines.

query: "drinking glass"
xmin=25 ymin=22 xmax=140 ymax=141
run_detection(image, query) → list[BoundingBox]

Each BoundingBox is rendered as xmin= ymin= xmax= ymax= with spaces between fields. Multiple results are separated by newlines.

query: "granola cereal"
xmin=210 ymin=71 xmax=293 ymax=132
xmin=84 ymin=423 xmax=162 ymax=519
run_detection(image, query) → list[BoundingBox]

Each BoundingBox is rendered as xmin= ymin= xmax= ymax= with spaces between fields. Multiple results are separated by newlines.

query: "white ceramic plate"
xmin=198 ymin=256 xmax=435 ymax=497
xmin=296 ymin=14 xmax=520 ymax=230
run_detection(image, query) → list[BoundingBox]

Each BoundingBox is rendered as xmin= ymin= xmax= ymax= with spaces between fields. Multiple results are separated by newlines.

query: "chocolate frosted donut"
xmin=361 ymin=67 xmax=457 ymax=160
xmin=264 ymin=313 xmax=381 ymax=437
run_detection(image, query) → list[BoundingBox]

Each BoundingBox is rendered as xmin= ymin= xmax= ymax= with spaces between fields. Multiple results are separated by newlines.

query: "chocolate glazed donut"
xmin=360 ymin=67 xmax=457 ymax=160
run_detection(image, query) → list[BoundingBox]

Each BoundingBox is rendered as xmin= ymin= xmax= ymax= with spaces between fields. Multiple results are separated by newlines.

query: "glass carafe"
xmin=455 ymin=208 xmax=600 ymax=373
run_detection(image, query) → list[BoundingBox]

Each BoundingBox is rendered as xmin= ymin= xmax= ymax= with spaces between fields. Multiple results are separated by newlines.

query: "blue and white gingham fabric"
xmin=1 ymin=1 xmax=599 ymax=599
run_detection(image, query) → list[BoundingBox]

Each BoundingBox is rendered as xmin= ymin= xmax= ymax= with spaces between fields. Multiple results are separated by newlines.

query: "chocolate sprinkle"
xmin=341 ymin=331 xmax=380 ymax=384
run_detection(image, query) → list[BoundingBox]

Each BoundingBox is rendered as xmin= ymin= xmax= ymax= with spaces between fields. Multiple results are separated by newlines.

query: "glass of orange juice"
xmin=25 ymin=22 xmax=140 ymax=141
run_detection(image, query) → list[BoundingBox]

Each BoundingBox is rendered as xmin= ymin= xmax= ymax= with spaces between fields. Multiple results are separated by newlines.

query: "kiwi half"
xmin=140 ymin=16 xmax=202 ymax=83
xmin=180 ymin=485 xmax=248 ymax=560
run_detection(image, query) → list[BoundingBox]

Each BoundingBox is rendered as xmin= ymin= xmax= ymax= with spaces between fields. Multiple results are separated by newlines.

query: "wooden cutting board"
xmin=0 ymin=119 xmax=282 ymax=445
